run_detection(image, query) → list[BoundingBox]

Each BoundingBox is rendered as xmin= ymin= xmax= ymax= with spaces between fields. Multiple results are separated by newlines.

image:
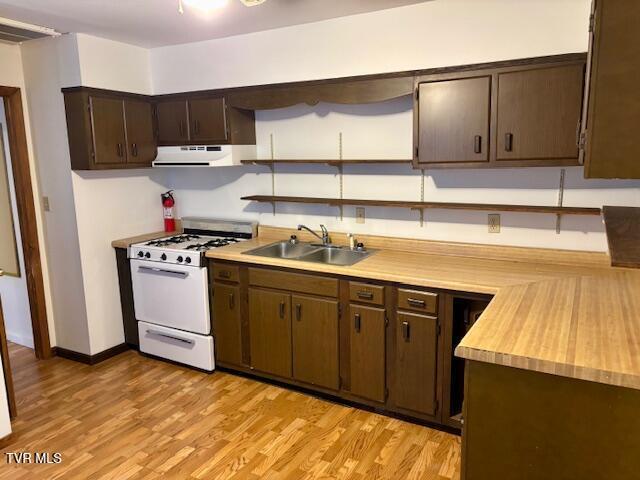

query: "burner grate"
xmin=145 ymin=234 xmax=201 ymax=247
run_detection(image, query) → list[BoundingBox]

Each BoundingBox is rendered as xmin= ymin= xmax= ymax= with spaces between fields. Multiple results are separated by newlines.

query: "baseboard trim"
xmin=52 ymin=343 xmax=129 ymax=365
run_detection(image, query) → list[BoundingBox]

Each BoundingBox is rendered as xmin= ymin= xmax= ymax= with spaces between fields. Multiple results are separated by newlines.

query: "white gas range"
xmin=129 ymin=217 xmax=257 ymax=371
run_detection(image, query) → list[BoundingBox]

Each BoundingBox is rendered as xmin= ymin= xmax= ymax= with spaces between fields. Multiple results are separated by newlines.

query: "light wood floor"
xmin=0 ymin=343 xmax=460 ymax=479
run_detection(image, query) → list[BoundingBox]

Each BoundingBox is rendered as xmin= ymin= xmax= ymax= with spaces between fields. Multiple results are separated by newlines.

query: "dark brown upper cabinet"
xmin=417 ymin=77 xmax=491 ymax=165
xmin=155 ymin=96 xmax=255 ymax=146
xmin=155 ymin=100 xmax=189 ymax=144
xmin=583 ymin=0 xmax=640 ymax=178
xmin=63 ymin=87 xmax=156 ymax=170
xmin=413 ymin=55 xmax=586 ymax=169
xmin=496 ymin=64 xmax=584 ymax=163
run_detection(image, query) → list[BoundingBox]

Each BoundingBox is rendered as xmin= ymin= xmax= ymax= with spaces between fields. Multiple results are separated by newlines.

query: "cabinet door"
xmin=189 ymin=98 xmax=228 ymax=143
xmin=291 ymin=295 xmax=339 ymax=390
xmin=584 ymin=1 xmax=640 ymax=178
xmin=249 ymin=288 xmax=291 ymax=378
xmin=417 ymin=76 xmax=490 ymax=164
xmin=395 ymin=312 xmax=438 ymax=415
xmin=496 ymin=64 xmax=584 ymax=162
xmin=213 ymin=284 xmax=242 ymax=366
xmin=156 ymin=100 xmax=189 ymax=144
xmin=89 ymin=96 xmax=126 ymax=165
xmin=349 ymin=304 xmax=386 ymax=403
xmin=124 ymin=99 xmax=156 ymax=165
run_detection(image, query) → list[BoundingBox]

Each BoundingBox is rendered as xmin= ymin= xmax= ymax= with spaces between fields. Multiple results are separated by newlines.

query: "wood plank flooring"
xmin=0 ymin=343 xmax=460 ymax=479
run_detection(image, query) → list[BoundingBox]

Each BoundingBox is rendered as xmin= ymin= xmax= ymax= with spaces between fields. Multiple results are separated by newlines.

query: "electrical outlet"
xmin=42 ymin=196 xmax=50 ymax=212
xmin=356 ymin=207 xmax=365 ymax=224
xmin=488 ymin=214 xmax=500 ymax=233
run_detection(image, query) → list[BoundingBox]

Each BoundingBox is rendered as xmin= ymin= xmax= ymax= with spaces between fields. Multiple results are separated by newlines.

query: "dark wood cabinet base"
xmin=462 ymin=361 xmax=640 ymax=480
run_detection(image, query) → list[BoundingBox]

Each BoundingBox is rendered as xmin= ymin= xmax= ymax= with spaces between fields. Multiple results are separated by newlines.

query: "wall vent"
xmin=0 ymin=17 xmax=60 ymax=44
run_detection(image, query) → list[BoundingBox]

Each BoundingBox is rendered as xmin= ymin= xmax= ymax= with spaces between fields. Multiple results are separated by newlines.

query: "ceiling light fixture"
xmin=178 ymin=0 xmax=266 ymax=14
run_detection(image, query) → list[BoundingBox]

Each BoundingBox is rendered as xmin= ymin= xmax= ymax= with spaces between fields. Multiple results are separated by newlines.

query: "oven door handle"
xmin=146 ymin=329 xmax=195 ymax=345
xmin=138 ymin=265 xmax=189 ymax=278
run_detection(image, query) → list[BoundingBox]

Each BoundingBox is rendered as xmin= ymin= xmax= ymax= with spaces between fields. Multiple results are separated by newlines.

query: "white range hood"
xmin=153 ymin=145 xmax=256 ymax=167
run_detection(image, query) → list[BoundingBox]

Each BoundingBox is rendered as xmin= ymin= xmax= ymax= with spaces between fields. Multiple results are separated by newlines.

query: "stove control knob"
xmin=137 ymin=251 xmax=144 ymax=258
xmin=145 ymin=252 xmax=151 ymax=258
xmin=177 ymin=256 xmax=184 ymax=263
xmin=161 ymin=253 xmax=167 ymax=261
xmin=185 ymin=257 xmax=191 ymax=264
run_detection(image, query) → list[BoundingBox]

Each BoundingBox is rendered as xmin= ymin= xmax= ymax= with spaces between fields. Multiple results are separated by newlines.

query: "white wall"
xmin=21 ymin=34 xmax=163 ymax=354
xmin=20 ymin=35 xmax=90 ymax=353
xmin=151 ymin=0 xmax=590 ymax=93
xmin=153 ymin=0 xmax=640 ymax=252
xmin=68 ymin=34 xmax=164 ymax=354
xmin=0 ymin=103 xmax=33 ymax=348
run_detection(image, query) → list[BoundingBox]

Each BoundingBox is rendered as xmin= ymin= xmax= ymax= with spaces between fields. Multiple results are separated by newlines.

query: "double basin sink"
xmin=243 ymin=240 xmax=373 ymax=266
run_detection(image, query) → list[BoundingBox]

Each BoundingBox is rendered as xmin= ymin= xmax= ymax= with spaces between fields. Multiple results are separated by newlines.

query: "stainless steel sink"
xmin=243 ymin=241 xmax=319 ymax=259
xmin=297 ymin=247 xmax=372 ymax=266
xmin=243 ymin=241 xmax=373 ymax=266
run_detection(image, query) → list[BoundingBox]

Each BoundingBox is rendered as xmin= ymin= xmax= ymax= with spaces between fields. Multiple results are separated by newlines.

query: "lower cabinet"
xmin=210 ymin=261 xmax=451 ymax=428
xmin=349 ymin=304 xmax=387 ymax=403
xmin=248 ymin=288 xmax=292 ymax=378
xmin=212 ymin=284 xmax=242 ymax=366
xmin=395 ymin=312 xmax=438 ymax=415
xmin=292 ymin=295 xmax=339 ymax=390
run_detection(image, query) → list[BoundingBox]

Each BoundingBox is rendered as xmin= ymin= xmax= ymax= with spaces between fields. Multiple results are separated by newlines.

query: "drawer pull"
xmin=407 ymin=298 xmax=426 ymax=308
xmin=402 ymin=321 xmax=410 ymax=341
xmin=279 ymin=301 xmax=285 ymax=319
xmin=295 ymin=303 xmax=302 ymax=321
xmin=146 ymin=329 xmax=194 ymax=345
xmin=354 ymin=313 xmax=361 ymax=333
xmin=357 ymin=291 xmax=374 ymax=300
xmin=228 ymin=293 xmax=234 ymax=310
xmin=474 ymin=135 xmax=482 ymax=154
xmin=505 ymin=132 xmax=514 ymax=152
xmin=218 ymin=270 xmax=231 ymax=279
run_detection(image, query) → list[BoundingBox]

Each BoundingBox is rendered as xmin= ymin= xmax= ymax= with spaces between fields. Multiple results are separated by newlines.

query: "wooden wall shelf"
xmin=241 ymin=159 xmax=413 ymax=166
xmin=241 ymin=195 xmax=602 ymax=216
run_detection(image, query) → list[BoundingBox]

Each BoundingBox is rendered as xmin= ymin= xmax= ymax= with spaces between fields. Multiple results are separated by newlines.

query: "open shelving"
xmin=241 ymin=195 xmax=602 ymax=216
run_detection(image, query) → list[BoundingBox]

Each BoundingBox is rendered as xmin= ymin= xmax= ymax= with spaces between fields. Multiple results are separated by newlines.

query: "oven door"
xmin=131 ymin=258 xmax=210 ymax=334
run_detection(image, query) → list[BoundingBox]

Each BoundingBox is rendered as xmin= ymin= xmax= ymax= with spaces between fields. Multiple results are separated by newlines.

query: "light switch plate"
xmin=356 ymin=207 xmax=365 ymax=224
xmin=42 ymin=196 xmax=50 ymax=212
xmin=488 ymin=213 xmax=500 ymax=233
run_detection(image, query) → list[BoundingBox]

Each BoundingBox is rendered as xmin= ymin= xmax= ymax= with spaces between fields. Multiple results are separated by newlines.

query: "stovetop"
xmin=130 ymin=233 xmax=247 ymax=267
xmin=142 ymin=234 xmax=241 ymax=252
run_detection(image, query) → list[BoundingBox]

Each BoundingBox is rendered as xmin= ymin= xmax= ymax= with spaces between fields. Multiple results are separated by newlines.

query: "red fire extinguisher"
xmin=161 ymin=190 xmax=176 ymax=233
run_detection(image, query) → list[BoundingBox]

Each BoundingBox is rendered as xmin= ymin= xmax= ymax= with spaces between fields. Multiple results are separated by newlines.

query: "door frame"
xmin=0 ymin=85 xmax=52 ymax=360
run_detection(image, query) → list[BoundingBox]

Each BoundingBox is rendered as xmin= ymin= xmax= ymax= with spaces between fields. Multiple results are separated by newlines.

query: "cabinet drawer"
xmin=249 ymin=268 xmax=338 ymax=297
xmin=398 ymin=289 xmax=438 ymax=315
xmin=213 ymin=263 xmax=240 ymax=283
xmin=349 ymin=282 xmax=385 ymax=306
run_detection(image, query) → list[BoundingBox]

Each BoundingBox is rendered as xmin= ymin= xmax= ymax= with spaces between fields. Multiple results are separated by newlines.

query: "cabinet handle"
xmin=407 ymin=298 xmax=426 ymax=308
xmin=295 ymin=303 xmax=302 ymax=321
xmin=131 ymin=143 xmax=138 ymax=157
xmin=354 ymin=313 xmax=361 ymax=333
xmin=279 ymin=301 xmax=285 ymax=319
xmin=474 ymin=135 xmax=482 ymax=154
xmin=505 ymin=133 xmax=513 ymax=152
xmin=228 ymin=293 xmax=234 ymax=310
xmin=116 ymin=143 xmax=121 ymax=157
xmin=179 ymin=120 xmax=185 ymax=137
xmin=402 ymin=321 xmax=410 ymax=341
xmin=218 ymin=270 xmax=231 ymax=279
xmin=357 ymin=291 xmax=374 ymax=300
xmin=194 ymin=119 xmax=200 ymax=135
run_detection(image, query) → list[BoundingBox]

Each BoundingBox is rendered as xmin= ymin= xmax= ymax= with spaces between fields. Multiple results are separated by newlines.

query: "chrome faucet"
xmin=297 ymin=224 xmax=331 ymax=245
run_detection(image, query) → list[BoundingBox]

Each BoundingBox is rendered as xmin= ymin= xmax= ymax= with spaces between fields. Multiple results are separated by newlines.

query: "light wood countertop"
xmin=111 ymin=230 xmax=180 ymax=249
xmin=113 ymin=226 xmax=638 ymax=389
